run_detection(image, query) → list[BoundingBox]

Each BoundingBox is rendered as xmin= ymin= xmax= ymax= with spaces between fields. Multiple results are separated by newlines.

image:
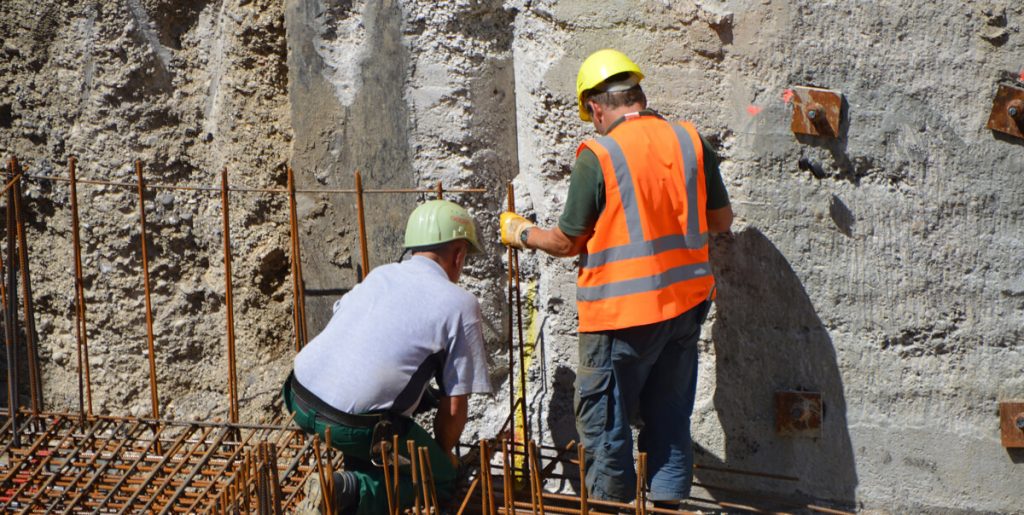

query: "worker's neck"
xmin=413 ymin=251 xmax=461 ymax=283
xmin=595 ymin=103 xmax=645 ymax=135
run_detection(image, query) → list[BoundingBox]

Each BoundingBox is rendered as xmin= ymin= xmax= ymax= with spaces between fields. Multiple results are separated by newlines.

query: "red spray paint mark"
xmin=1019 ymin=68 xmax=1024 ymax=82
xmin=782 ymin=89 xmax=795 ymax=104
xmin=746 ymin=105 xmax=762 ymax=116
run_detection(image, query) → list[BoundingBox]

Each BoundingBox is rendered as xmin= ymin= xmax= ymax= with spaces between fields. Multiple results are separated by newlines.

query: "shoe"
xmin=651 ymin=499 xmax=681 ymax=511
xmin=296 ymin=471 xmax=359 ymax=514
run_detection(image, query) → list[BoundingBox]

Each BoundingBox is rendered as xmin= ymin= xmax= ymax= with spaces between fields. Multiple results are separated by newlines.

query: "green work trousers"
xmin=282 ymin=378 xmax=456 ymax=514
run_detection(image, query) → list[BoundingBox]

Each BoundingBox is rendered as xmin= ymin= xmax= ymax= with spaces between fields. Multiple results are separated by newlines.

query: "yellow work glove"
xmin=500 ymin=211 xmax=535 ymax=250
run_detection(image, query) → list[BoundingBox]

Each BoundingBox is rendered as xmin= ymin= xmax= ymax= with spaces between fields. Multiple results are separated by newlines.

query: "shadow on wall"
xmin=698 ymin=228 xmax=857 ymax=509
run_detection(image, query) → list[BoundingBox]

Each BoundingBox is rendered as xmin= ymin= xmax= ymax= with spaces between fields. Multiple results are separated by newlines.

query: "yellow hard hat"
xmin=576 ymin=49 xmax=644 ymax=121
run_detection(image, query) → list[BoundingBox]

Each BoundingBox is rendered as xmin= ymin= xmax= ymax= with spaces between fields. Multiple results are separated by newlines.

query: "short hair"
xmin=408 ymin=238 xmax=467 ymax=256
xmin=583 ymin=72 xmax=647 ymax=116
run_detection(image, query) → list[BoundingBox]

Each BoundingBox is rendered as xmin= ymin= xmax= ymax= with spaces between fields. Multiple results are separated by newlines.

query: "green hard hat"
xmin=404 ymin=200 xmax=483 ymax=254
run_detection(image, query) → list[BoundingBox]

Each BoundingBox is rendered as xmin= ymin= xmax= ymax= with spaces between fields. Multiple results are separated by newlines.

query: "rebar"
xmin=134 ymin=160 xmax=161 ymax=420
xmin=220 ymin=167 xmax=239 ymax=424
xmin=354 ymin=170 xmax=370 ymax=280
xmin=286 ymin=166 xmax=308 ymax=350
xmin=67 ymin=157 xmax=93 ymax=417
xmin=22 ymin=172 xmax=487 ymax=195
xmin=11 ymin=159 xmax=41 ymax=416
xmin=4 ymin=160 xmax=21 ymax=448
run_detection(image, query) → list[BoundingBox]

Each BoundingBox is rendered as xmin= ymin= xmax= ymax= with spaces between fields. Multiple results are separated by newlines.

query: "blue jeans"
xmin=575 ymin=302 xmax=706 ymax=502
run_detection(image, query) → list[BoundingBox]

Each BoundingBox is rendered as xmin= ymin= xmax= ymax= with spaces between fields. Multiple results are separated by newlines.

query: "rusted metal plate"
xmin=790 ymin=86 xmax=843 ymax=137
xmin=775 ymin=391 xmax=822 ymax=437
xmin=986 ymin=84 xmax=1024 ymax=140
xmin=999 ymin=401 xmax=1024 ymax=448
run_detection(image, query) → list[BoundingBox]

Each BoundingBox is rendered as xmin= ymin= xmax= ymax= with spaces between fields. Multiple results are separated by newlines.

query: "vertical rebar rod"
xmin=501 ymin=438 xmax=513 ymax=511
xmin=578 ymin=443 xmax=589 ymax=514
xmin=67 ymin=157 xmax=93 ymax=417
xmin=4 ymin=159 xmax=20 ymax=448
xmin=636 ymin=452 xmax=647 ymax=515
xmin=504 ymin=190 xmax=517 ymax=448
xmin=286 ymin=167 xmax=308 ymax=351
xmin=134 ymin=160 xmax=160 ymax=420
xmin=220 ymin=167 xmax=239 ymax=424
xmin=391 ymin=434 xmax=399 ymax=515
xmin=354 ymin=170 xmax=370 ymax=280
xmin=435 ymin=181 xmax=443 ymax=200
xmin=419 ymin=446 xmax=439 ymax=513
xmin=529 ymin=440 xmax=545 ymax=515
xmin=11 ymin=159 xmax=40 ymax=415
xmin=507 ymin=182 xmax=530 ymax=443
xmin=480 ymin=439 xmax=495 ymax=515
xmin=407 ymin=439 xmax=421 ymax=515
xmin=381 ymin=438 xmax=396 ymax=515
xmin=311 ymin=435 xmax=333 ymax=515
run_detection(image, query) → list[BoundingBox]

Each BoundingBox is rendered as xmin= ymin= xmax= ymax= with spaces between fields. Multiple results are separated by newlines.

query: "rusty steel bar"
xmin=381 ymin=437 xmax=396 ymax=515
xmin=407 ymin=439 xmax=421 ymax=515
xmin=57 ymin=420 xmax=145 ymax=514
xmin=114 ymin=424 xmax=200 ymax=514
xmin=505 ymin=181 xmax=530 ymax=445
xmin=286 ymin=167 xmax=308 ymax=351
xmin=151 ymin=426 xmax=231 ymax=513
xmin=4 ymin=159 xmax=20 ymax=449
xmin=501 ymin=438 xmax=513 ymax=513
xmin=220 ymin=167 xmax=239 ymax=424
xmin=354 ymin=170 xmax=370 ymax=280
xmin=0 ymin=414 xmax=69 ymax=485
xmin=2 ymin=416 xmax=93 ymax=511
xmin=183 ymin=421 xmax=279 ymax=513
xmin=636 ymin=452 xmax=647 ymax=515
xmin=528 ymin=440 xmax=545 ymax=515
xmin=11 ymin=159 xmax=41 ymax=416
xmin=418 ymin=446 xmax=438 ymax=513
xmin=479 ymin=439 xmax=495 ymax=515
xmin=17 ymin=418 xmax=113 ymax=514
xmin=68 ymin=157 xmax=93 ymax=416
xmin=390 ymin=434 xmax=399 ymax=515
xmin=311 ymin=435 xmax=333 ymax=515
xmin=435 ymin=181 xmax=443 ymax=200
xmin=577 ymin=443 xmax=588 ymax=514
xmin=44 ymin=419 xmax=137 ymax=513
xmin=324 ymin=425 xmax=335 ymax=514
xmin=134 ymin=160 xmax=161 ymax=421
xmin=92 ymin=409 xmax=167 ymax=510
xmin=22 ymin=172 xmax=487 ymax=195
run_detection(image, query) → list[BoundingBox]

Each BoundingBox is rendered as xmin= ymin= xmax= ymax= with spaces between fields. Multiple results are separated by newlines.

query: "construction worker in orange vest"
xmin=500 ymin=49 xmax=733 ymax=509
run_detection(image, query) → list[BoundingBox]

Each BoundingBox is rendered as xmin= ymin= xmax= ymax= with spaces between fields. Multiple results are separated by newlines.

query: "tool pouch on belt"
xmin=370 ymin=418 xmax=394 ymax=459
xmin=369 ymin=417 xmax=412 ymax=468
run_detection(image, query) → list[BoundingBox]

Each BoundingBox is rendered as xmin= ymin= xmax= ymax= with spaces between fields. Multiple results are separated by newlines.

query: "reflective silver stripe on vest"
xmin=669 ymin=122 xmax=702 ymax=238
xmin=595 ymin=135 xmax=645 ymax=243
xmin=580 ymin=233 xmax=709 ymax=269
xmin=577 ymin=261 xmax=711 ymax=302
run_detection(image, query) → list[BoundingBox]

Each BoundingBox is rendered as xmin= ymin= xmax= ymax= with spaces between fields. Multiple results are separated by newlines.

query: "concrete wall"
xmin=509 ymin=0 xmax=1024 ymax=512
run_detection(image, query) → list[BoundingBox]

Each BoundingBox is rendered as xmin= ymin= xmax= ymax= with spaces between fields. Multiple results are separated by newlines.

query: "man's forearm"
xmin=434 ymin=395 xmax=468 ymax=453
xmin=525 ymin=226 xmax=589 ymax=257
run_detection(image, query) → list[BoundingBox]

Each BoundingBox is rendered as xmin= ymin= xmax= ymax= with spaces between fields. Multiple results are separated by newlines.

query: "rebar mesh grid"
xmin=0 ymin=412 xmax=339 ymax=514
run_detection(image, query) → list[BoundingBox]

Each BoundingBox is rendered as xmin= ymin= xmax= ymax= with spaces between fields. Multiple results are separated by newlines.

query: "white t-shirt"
xmin=294 ymin=255 xmax=492 ymax=417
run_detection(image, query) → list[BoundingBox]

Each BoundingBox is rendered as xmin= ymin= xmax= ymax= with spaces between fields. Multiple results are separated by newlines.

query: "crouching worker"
xmin=285 ymin=200 xmax=493 ymax=514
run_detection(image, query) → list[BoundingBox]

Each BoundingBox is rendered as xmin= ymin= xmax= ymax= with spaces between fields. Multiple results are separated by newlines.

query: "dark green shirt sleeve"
xmin=558 ymin=148 xmax=604 ymax=238
xmin=701 ymin=135 xmax=731 ymax=210
xmin=557 ymin=133 xmax=730 ymax=238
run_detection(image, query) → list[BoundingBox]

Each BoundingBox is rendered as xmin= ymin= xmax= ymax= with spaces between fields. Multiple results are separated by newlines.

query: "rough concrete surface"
xmin=1 ymin=0 xmax=1023 ymax=512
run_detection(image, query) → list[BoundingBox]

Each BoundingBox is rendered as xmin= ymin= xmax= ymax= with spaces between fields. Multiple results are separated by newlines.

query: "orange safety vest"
xmin=575 ymin=113 xmax=714 ymax=332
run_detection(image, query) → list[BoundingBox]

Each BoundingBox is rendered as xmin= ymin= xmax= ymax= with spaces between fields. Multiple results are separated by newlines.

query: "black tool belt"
xmin=288 ymin=372 xmax=388 ymax=429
